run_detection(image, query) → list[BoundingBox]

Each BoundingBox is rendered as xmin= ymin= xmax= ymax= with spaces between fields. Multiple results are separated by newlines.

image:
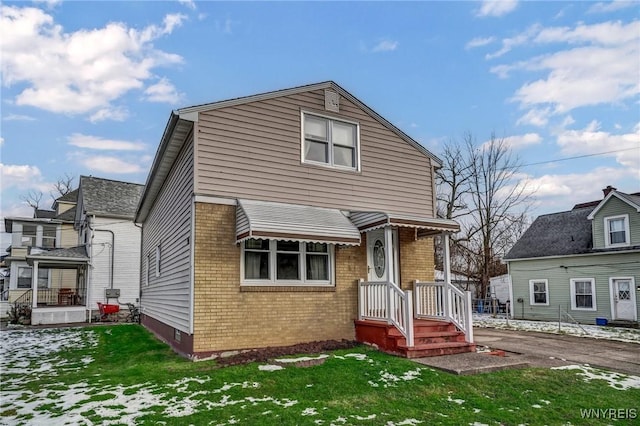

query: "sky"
xmin=1 ymin=0 xmax=639 ymax=251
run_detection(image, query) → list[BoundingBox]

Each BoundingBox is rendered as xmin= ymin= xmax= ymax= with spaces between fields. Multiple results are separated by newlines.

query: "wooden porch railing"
xmin=414 ymin=280 xmax=473 ymax=343
xmin=358 ymin=280 xmax=414 ymax=347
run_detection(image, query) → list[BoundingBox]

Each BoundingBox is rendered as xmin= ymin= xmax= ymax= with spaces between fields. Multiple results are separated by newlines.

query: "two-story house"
xmin=3 ymin=189 xmax=90 ymax=324
xmin=3 ymin=176 xmax=144 ymax=325
xmin=504 ymin=186 xmax=640 ymax=325
xmin=136 ymin=81 xmax=473 ymax=360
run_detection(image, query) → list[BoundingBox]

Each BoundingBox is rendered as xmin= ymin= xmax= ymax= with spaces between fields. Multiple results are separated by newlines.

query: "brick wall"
xmin=192 ymin=202 xmax=367 ymax=355
xmin=399 ymin=228 xmax=435 ymax=290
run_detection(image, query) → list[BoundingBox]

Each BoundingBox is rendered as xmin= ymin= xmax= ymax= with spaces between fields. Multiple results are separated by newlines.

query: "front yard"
xmin=1 ymin=325 xmax=638 ymax=425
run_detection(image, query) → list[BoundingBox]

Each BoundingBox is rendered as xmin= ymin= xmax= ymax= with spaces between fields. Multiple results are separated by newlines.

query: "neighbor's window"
xmin=42 ymin=225 xmax=57 ymax=248
xmin=242 ymin=239 xmax=333 ymax=285
xmin=571 ymin=278 xmax=596 ymax=310
xmin=16 ymin=267 xmax=49 ymax=289
xmin=155 ymin=245 xmax=162 ymax=277
xmin=302 ymin=112 xmax=359 ymax=170
xmin=605 ymin=215 xmax=629 ymax=247
xmin=529 ymin=279 xmax=549 ymax=305
xmin=21 ymin=224 xmax=37 ymax=247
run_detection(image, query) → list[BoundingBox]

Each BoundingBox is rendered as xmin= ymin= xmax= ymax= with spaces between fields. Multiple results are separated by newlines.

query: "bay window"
xmin=242 ymin=239 xmax=333 ymax=285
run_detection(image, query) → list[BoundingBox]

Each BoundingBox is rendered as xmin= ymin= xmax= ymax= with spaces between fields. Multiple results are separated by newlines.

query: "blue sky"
xmin=1 ymin=0 xmax=639 ymax=250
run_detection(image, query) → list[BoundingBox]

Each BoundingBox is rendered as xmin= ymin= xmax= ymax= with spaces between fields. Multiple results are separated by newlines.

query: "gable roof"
xmin=56 ymin=188 xmax=79 ymax=204
xmin=136 ymin=81 xmax=441 ymax=223
xmin=34 ymin=209 xmax=56 ymax=219
xmin=587 ymin=190 xmax=640 ymax=220
xmin=79 ymin=176 xmax=144 ymax=220
xmin=504 ymin=206 xmax=594 ymax=260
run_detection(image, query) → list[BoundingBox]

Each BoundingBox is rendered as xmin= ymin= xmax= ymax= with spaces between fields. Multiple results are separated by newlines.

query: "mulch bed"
xmin=215 ymin=339 xmax=360 ymax=367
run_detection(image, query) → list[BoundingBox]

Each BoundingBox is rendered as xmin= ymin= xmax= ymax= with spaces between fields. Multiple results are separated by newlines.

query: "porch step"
xmin=354 ymin=319 xmax=475 ymax=358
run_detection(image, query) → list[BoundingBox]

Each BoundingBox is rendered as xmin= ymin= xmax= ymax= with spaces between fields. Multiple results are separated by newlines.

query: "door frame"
xmin=609 ymin=276 xmax=637 ymax=321
xmin=366 ymin=227 xmax=399 ymax=284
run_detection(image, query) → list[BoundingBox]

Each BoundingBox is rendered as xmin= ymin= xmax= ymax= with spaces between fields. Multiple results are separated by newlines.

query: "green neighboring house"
xmin=504 ymin=186 xmax=640 ymax=325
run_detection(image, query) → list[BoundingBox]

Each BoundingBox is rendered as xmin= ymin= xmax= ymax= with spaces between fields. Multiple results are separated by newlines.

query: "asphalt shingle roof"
xmin=55 ymin=206 xmax=77 ymax=222
xmin=34 ymin=209 xmax=56 ymax=219
xmin=80 ymin=176 xmax=144 ymax=219
xmin=29 ymin=246 xmax=88 ymax=260
xmin=504 ymin=206 xmax=595 ymax=260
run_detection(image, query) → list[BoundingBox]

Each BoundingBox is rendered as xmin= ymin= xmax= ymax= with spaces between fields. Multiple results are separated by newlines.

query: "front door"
xmin=611 ymin=278 xmax=636 ymax=321
xmin=366 ymin=228 xmax=398 ymax=283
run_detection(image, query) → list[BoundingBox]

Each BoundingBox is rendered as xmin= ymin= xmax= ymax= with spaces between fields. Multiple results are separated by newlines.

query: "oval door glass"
xmin=373 ymin=239 xmax=385 ymax=278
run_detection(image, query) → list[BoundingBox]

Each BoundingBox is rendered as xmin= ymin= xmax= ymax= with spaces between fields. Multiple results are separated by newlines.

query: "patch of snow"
xmin=259 ymin=364 xmax=284 ymax=371
xmin=447 ymin=395 xmax=465 ymax=405
xmin=552 ymin=365 xmax=640 ymax=390
xmin=390 ymin=419 xmax=423 ymax=425
xmin=474 ymin=315 xmax=640 ymax=343
xmin=352 ymin=414 xmax=376 ymax=420
xmin=532 ymin=404 xmax=542 ymax=408
xmin=274 ymin=354 xmax=329 ymax=363
xmin=302 ymin=407 xmax=319 ymax=416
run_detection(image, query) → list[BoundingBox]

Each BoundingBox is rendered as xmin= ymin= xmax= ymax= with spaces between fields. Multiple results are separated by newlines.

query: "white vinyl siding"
xmin=194 ymin=89 xmax=436 ymax=217
xmin=529 ymin=279 xmax=549 ymax=305
xmin=570 ymin=278 xmax=596 ymax=311
xmin=141 ymin=136 xmax=194 ymax=334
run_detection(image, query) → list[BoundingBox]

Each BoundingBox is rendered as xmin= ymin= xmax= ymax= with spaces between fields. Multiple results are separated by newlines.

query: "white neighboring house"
xmin=489 ymin=274 xmax=513 ymax=317
xmin=75 ymin=176 xmax=144 ymax=319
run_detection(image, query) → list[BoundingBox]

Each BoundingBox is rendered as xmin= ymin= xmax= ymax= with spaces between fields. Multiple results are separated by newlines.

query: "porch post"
xmin=384 ymin=226 xmax=394 ymax=286
xmin=31 ymin=260 xmax=39 ymax=308
xmin=442 ymin=232 xmax=451 ymax=318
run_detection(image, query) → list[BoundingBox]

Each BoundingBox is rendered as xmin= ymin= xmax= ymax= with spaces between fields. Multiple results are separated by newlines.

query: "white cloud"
xmin=88 ymin=107 xmax=129 ymax=123
xmin=501 ymin=133 xmax=543 ymax=149
xmin=465 ymin=36 xmax=496 ymax=49
xmin=486 ymin=24 xmax=541 ymax=59
xmin=178 ymin=0 xmax=197 ymax=11
xmin=517 ymin=166 xmax=634 ymax=213
xmin=143 ymin=78 xmax=183 ymax=104
xmin=0 ymin=163 xmax=48 ymax=190
xmin=516 ymin=108 xmax=551 ymax=127
xmin=588 ymin=1 xmax=636 ymax=14
xmin=67 ymin=133 xmax=146 ymax=151
xmin=556 ymin=121 xmax=640 ymax=170
xmin=216 ymin=17 xmax=236 ymax=34
xmin=476 ymin=0 xmax=518 ymax=18
xmin=372 ymin=39 xmax=398 ymax=52
xmin=3 ymin=113 xmax=36 ymax=121
xmin=80 ymin=156 xmax=144 ymax=174
xmin=1 ymin=203 xmax=34 ymax=221
xmin=490 ymin=20 xmax=639 ymax=116
xmin=0 ymin=5 xmax=185 ymax=118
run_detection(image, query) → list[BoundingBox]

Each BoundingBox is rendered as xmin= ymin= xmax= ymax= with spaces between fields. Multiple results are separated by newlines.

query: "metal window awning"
xmin=236 ymin=199 xmax=362 ymax=245
xmin=349 ymin=211 xmax=460 ymax=236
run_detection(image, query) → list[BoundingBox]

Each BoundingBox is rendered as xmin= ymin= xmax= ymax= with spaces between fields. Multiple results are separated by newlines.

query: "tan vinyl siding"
xmin=141 ymin=137 xmax=194 ymax=333
xmin=509 ymin=252 xmax=640 ymax=323
xmin=591 ymin=196 xmax=640 ymax=249
xmin=60 ymin=224 xmax=78 ymax=247
xmin=194 ymin=89 xmax=434 ymax=216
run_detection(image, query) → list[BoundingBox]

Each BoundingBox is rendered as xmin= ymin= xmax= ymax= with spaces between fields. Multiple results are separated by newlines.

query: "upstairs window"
xmin=42 ymin=225 xmax=57 ymax=248
xmin=242 ymin=239 xmax=333 ymax=285
xmin=605 ymin=215 xmax=629 ymax=247
xmin=21 ymin=224 xmax=37 ymax=247
xmin=302 ymin=112 xmax=359 ymax=170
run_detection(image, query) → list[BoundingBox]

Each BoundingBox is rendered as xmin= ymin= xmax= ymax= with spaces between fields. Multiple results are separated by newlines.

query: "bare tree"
xmin=21 ymin=174 xmax=77 ymax=214
xmin=436 ymin=133 xmax=533 ymax=298
xmin=20 ymin=190 xmax=44 ymax=211
xmin=52 ymin=173 xmax=75 ymax=198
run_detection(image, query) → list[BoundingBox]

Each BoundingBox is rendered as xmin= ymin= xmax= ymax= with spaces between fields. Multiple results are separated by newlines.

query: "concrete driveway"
xmin=473 ymin=328 xmax=640 ymax=376
xmin=415 ymin=327 xmax=640 ymax=375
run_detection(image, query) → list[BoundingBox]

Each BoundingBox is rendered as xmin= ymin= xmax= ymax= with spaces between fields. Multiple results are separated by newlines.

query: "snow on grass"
xmin=259 ymin=364 xmax=284 ymax=371
xmin=302 ymin=407 xmax=319 ymax=416
xmin=274 ymin=354 xmax=329 ymax=363
xmin=369 ymin=368 xmax=424 ymax=388
xmin=474 ymin=314 xmax=640 ymax=343
xmin=552 ymin=364 xmax=640 ymax=390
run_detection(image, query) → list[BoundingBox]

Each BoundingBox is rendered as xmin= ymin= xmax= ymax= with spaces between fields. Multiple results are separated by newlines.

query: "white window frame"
xmin=301 ymin=111 xmax=361 ymax=171
xmin=155 ymin=245 xmax=161 ymax=278
xmin=604 ymin=214 xmax=630 ymax=248
xmin=529 ymin=279 xmax=549 ymax=306
xmin=241 ymin=239 xmax=335 ymax=286
xmin=570 ymin=278 xmax=597 ymax=311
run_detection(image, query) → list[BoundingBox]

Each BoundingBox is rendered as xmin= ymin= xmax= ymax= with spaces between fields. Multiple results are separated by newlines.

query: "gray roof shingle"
xmin=504 ymin=206 xmax=594 ymax=260
xmin=28 ymin=246 xmax=88 ymax=260
xmin=80 ymin=176 xmax=144 ymax=219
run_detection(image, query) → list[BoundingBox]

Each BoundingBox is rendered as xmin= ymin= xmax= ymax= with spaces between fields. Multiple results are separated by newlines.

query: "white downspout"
xmin=31 ymin=260 xmax=39 ymax=309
